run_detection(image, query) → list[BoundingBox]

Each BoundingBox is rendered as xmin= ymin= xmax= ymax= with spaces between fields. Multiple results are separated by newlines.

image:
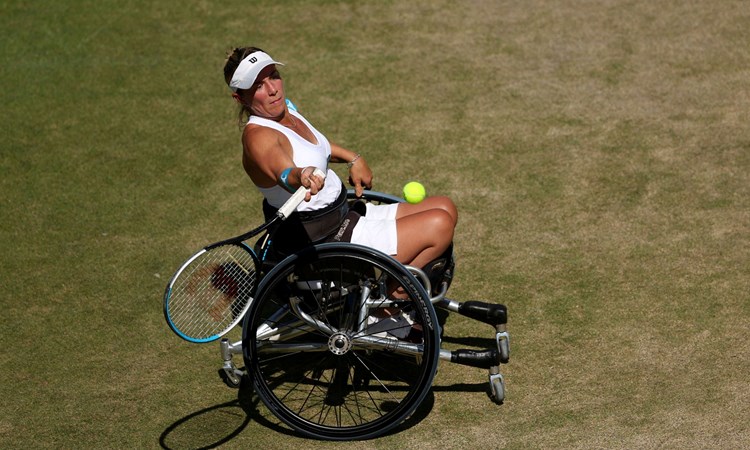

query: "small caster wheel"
xmin=219 ymin=368 xmax=241 ymax=389
xmin=488 ymin=373 xmax=505 ymax=405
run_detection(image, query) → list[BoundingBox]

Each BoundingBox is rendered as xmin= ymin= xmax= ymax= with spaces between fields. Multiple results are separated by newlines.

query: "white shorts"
xmin=350 ymin=202 xmax=399 ymax=255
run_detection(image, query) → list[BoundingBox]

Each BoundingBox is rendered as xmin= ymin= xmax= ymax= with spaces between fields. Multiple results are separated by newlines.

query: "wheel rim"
xmin=243 ymin=244 xmax=439 ymax=440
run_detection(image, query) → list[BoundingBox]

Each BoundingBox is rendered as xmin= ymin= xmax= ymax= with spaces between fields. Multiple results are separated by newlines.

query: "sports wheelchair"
xmin=213 ymin=190 xmax=511 ymax=441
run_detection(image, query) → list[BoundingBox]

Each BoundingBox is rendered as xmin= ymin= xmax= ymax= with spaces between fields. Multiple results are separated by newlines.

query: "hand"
xmin=300 ymin=166 xmax=326 ymax=201
xmin=348 ymin=156 xmax=372 ymax=197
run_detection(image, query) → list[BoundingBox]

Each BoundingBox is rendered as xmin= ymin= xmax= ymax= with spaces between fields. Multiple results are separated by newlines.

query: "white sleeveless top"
xmin=248 ymin=111 xmax=341 ymax=212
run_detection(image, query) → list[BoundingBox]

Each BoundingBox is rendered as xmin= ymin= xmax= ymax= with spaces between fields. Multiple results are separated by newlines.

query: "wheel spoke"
xmin=245 ymin=244 xmax=439 ymax=440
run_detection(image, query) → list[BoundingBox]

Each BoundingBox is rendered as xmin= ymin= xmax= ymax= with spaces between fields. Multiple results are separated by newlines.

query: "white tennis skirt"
xmin=350 ymin=202 xmax=399 ymax=255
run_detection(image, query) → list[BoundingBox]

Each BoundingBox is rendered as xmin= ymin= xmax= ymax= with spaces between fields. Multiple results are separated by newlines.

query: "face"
xmin=233 ymin=64 xmax=285 ymax=119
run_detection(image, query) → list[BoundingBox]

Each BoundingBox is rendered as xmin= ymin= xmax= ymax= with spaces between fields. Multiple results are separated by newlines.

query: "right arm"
xmin=240 ymin=126 xmax=324 ymax=200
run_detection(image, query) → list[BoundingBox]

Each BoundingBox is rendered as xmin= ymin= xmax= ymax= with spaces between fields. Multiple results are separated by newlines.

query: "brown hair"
xmin=223 ymin=46 xmax=266 ymax=125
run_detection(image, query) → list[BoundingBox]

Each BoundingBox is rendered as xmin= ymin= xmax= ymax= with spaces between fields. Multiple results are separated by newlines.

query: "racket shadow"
xmin=158 ymin=398 xmax=251 ymax=450
xmin=158 ymin=376 xmax=297 ymax=449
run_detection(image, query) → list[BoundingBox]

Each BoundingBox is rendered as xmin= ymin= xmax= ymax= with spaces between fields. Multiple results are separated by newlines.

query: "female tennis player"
xmin=223 ymin=46 xmax=457 ymax=269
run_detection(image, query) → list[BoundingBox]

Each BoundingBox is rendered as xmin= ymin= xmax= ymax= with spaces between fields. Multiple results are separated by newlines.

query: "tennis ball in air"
xmin=403 ymin=181 xmax=426 ymax=204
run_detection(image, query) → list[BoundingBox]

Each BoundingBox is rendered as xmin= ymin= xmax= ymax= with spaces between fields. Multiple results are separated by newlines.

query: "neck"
xmin=280 ymin=110 xmax=297 ymax=128
xmin=251 ymin=108 xmax=291 ymax=125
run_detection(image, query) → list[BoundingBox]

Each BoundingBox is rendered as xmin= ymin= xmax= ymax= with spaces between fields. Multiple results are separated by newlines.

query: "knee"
xmin=434 ymin=196 xmax=458 ymax=226
xmin=426 ymin=209 xmax=455 ymax=244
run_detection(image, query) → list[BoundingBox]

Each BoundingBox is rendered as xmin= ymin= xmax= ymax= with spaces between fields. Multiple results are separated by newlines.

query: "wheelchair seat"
xmin=254 ymin=192 xmax=456 ymax=298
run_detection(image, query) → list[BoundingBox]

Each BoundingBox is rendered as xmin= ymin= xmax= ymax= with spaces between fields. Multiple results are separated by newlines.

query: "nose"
xmin=263 ymin=78 xmax=277 ymax=95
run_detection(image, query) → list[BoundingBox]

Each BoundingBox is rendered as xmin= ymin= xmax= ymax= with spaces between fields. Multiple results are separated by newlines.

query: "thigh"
xmin=396 ymin=196 xmax=458 ymax=224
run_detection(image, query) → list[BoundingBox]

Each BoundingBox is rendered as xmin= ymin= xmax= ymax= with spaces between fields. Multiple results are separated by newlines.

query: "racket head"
xmin=164 ymin=242 xmax=260 ymax=343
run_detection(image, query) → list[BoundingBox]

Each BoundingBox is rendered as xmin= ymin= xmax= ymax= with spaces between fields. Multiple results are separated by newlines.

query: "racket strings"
xmin=168 ymin=245 xmax=257 ymax=340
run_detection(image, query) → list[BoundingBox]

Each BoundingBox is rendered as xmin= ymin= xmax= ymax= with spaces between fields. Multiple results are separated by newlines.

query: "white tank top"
xmin=248 ymin=111 xmax=341 ymax=212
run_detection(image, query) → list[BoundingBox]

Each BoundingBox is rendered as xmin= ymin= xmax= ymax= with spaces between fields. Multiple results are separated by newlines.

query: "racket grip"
xmin=278 ymin=186 xmax=307 ymax=219
xmin=276 ymin=168 xmax=327 ymax=220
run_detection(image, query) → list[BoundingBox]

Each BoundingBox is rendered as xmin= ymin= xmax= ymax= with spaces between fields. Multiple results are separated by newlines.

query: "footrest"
xmin=458 ymin=301 xmax=507 ymax=327
xmin=450 ymin=348 xmax=501 ymax=369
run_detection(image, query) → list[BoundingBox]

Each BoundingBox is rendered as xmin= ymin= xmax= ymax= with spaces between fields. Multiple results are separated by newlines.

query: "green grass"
xmin=2 ymin=0 xmax=749 ymax=448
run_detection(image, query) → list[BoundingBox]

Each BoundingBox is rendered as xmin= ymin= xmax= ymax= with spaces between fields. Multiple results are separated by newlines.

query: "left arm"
xmin=330 ymin=142 xmax=373 ymax=197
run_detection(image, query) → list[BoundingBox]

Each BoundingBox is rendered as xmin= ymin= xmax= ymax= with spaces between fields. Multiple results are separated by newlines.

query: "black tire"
xmin=242 ymin=243 xmax=440 ymax=440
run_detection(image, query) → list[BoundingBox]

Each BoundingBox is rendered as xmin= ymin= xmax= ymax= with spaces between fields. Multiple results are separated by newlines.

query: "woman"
xmin=223 ymin=47 xmax=457 ymax=269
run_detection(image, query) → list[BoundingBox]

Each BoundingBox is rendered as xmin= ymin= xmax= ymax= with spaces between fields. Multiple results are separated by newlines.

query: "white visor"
xmin=229 ymin=51 xmax=285 ymax=92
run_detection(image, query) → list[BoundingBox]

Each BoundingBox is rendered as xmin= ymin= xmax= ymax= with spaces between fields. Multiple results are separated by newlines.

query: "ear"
xmin=231 ymin=92 xmax=243 ymax=104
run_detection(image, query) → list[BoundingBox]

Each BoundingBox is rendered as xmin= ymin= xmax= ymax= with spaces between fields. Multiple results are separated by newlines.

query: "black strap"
xmin=262 ymin=183 xmax=349 ymax=254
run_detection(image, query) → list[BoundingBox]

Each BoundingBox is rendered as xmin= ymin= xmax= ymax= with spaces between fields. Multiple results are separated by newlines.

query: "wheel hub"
xmin=328 ymin=332 xmax=352 ymax=355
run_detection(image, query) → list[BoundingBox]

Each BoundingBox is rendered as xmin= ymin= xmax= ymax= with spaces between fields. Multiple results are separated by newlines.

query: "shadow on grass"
xmin=158 ymin=399 xmax=252 ymax=449
xmin=158 ymin=373 xmax=495 ymax=447
xmin=158 ymin=373 xmax=443 ymax=446
xmin=438 ymin=307 xmax=503 ymax=350
xmin=158 ymin=375 xmax=294 ymax=449
xmin=159 ymin=329 xmax=497 ymax=447
xmin=441 ymin=335 xmax=497 ymax=348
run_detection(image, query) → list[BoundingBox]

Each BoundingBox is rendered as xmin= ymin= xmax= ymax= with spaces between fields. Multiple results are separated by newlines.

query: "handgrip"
xmin=276 ymin=168 xmax=327 ymax=219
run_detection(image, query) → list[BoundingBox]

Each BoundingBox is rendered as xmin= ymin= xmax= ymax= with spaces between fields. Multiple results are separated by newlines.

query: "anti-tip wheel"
xmin=218 ymin=368 xmax=242 ymax=389
xmin=488 ymin=374 xmax=505 ymax=405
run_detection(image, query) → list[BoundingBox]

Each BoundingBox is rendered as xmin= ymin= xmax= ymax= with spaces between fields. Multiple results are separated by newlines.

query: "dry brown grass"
xmin=1 ymin=0 xmax=748 ymax=448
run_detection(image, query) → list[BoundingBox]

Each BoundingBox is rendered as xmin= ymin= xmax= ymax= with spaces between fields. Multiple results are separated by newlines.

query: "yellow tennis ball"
xmin=403 ymin=181 xmax=426 ymax=204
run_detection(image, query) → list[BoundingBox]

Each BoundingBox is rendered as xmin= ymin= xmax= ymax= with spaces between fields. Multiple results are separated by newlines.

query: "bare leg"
xmin=396 ymin=196 xmax=458 ymax=227
xmin=393 ymin=196 xmax=457 ymax=268
xmin=378 ymin=196 xmax=456 ymax=304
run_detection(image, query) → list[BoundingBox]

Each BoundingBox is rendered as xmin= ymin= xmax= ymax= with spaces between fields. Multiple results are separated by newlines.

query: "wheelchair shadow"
xmin=438 ymin=309 xmax=499 ymax=350
xmin=376 ymin=381 xmax=493 ymax=438
xmin=159 ymin=368 xmax=489 ymax=447
xmin=441 ymin=335 xmax=497 ymax=348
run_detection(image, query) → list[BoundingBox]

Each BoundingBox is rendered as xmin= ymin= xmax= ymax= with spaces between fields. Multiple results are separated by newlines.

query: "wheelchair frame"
xmin=216 ymin=190 xmax=510 ymax=440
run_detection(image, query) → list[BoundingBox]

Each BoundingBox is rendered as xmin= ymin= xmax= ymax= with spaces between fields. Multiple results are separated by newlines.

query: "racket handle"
xmin=276 ymin=168 xmax=327 ymax=219
xmin=278 ymin=186 xmax=307 ymax=219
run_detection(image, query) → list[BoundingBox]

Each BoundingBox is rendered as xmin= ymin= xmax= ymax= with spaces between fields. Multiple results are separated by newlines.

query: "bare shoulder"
xmin=243 ymin=124 xmax=278 ymax=148
xmin=240 ymin=123 xmax=294 ymax=186
xmin=242 ymin=124 xmax=289 ymax=156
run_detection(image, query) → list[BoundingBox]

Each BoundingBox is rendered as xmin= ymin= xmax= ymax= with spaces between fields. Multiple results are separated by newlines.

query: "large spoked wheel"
xmin=242 ymin=243 xmax=440 ymax=441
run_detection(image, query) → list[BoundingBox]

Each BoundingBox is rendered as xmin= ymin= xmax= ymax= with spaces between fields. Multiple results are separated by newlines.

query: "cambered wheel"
xmin=242 ymin=243 xmax=440 ymax=441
